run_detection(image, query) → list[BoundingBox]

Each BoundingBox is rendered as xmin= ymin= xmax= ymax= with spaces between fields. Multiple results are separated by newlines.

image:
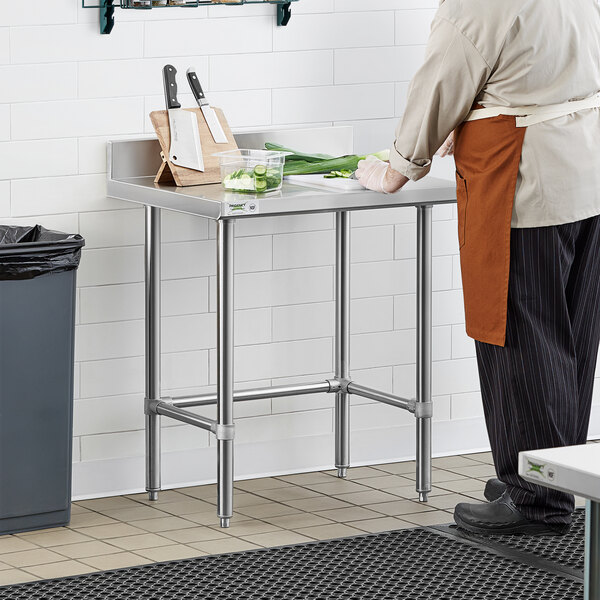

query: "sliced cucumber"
xmin=223 ymin=165 xmax=282 ymax=193
xmin=254 ymin=164 xmax=267 ymax=177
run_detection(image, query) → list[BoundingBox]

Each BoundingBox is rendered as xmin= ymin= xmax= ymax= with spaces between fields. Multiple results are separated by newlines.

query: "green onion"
xmin=265 ymin=143 xmax=390 ymax=177
xmin=265 ymin=143 xmax=334 ymax=162
xmin=324 ymin=170 xmax=353 ymax=179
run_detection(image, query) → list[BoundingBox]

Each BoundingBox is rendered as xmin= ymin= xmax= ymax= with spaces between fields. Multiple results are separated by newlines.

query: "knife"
xmin=163 ymin=64 xmax=204 ymax=171
xmin=186 ymin=68 xmax=229 ymax=144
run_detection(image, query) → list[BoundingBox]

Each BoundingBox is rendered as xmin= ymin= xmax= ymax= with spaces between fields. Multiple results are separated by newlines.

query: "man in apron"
xmin=357 ymin=0 xmax=600 ymax=535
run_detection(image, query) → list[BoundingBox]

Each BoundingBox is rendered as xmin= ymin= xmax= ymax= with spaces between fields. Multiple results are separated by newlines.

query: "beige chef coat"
xmin=390 ymin=0 xmax=600 ymax=228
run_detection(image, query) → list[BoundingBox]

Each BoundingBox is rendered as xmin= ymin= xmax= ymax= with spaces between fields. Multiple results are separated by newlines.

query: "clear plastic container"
xmin=214 ymin=149 xmax=289 ymax=194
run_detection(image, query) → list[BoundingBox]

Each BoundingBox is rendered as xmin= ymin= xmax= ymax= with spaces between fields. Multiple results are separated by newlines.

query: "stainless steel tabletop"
xmin=520 ymin=445 xmax=600 ymax=502
xmin=108 ymin=175 xmax=457 ymax=220
xmin=107 ymin=138 xmax=456 ymax=220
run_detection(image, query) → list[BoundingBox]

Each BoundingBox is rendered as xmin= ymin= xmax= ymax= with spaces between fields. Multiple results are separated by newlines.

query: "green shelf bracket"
xmin=277 ymin=2 xmax=292 ymax=26
xmin=100 ymin=0 xmax=115 ymax=35
xmin=85 ymin=0 xmax=298 ymax=34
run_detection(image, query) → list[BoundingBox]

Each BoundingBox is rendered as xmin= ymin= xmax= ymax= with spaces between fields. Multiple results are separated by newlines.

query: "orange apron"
xmin=453 ymin=94 xmax=600 ymax=347
xmin=453 ymin=110 xmax=526 ymax=347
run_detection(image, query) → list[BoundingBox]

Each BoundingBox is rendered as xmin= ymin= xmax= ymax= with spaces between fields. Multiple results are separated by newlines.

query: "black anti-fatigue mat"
xmin=433 ymin=507 xmax=585 ymax=579
xmin=0 ymin=528 xmax=582 ymax=600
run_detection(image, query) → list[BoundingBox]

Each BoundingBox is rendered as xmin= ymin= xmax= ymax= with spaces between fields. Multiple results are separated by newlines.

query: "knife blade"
xmin=163 ymin=64 xmax=204 ymax=171
xmin=186 ymin=68 xmax=229 ymax=144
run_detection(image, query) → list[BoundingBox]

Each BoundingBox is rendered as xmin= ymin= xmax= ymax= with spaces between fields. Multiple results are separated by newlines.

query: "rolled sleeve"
xmin=391 ymin=16 xmax=491 ymax=180
xmin=388 ymin=144 xmax=432 ymax=181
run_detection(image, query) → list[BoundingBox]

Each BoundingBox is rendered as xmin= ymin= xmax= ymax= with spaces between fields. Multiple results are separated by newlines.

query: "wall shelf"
xmin=81 ymin=0 xmax=299 ymax=34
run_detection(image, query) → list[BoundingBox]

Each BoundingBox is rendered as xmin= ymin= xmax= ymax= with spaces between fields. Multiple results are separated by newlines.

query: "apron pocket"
xmin=456 ymin=171 xmax=468 ymax=248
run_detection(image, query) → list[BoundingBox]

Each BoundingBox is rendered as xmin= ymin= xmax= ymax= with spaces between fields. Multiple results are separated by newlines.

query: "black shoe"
xmin=454 ymin=491 xmax=570 ymax=536
xmin=484 ymin=478 xmax=507 ymax=502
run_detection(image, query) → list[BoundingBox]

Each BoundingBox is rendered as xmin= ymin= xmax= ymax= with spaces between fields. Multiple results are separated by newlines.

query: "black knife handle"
xmin=186 ymin=69 xmax=207 ymax=106
xmin=163 ymin=65 xmax=181 ymax=110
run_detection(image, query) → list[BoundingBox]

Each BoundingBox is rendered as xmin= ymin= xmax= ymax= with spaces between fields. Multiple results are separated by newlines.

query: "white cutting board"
xmin=285 ymin=174 xmax=364 ymax=192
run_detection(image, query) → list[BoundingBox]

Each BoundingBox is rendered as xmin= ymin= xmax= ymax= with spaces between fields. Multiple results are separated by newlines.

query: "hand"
xmin=355 ymin=156 xmax=409 ymax=194
xmin=436 ymin=131 xmax=455 ymax=157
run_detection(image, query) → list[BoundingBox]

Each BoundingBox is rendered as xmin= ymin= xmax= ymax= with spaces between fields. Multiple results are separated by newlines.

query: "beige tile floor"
xmin=0 ymin=451 xmax=586 ymax=587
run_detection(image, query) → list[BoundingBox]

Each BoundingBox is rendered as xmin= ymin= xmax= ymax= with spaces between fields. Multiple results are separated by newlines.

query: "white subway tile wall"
xmin=3 ymin=0 xmax=598 ymax=499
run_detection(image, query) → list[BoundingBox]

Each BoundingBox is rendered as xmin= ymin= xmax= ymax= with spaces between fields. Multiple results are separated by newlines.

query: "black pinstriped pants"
xmin=475 ymin=214 xmax=600 ymax=527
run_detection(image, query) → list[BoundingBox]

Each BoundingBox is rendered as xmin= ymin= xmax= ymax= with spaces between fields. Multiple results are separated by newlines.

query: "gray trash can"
xmin=0 ymin=225 xmax=84 ymax=535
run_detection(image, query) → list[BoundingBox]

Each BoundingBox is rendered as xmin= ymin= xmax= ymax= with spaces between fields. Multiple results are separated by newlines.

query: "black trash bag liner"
xmin=0 ymin=225 xmax=85 ymax=280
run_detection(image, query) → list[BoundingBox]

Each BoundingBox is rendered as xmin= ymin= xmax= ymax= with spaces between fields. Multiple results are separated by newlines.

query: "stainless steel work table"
xmin=107 ymin=132 xmax=457 ymax=528
xmin=520 ymin=445 xmax=600 ymax=599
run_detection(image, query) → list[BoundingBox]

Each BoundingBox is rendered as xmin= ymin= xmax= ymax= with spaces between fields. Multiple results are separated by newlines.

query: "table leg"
xmin=145 ymin=206 xmax=161 ymax=501
xmin=335 ymin=211 xmax=351 ymax=478
xmin=217 ymin=219 xmax=235 ymax=528
xmin=416 ymin=205 xmax=433 ymax=502
xmin=586 ymin=500 xmax=600 ymax=600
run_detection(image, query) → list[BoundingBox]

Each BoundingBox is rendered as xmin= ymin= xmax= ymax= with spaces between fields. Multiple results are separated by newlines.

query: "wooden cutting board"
xmin=149 ymin=107 xmax=238 ymax=187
